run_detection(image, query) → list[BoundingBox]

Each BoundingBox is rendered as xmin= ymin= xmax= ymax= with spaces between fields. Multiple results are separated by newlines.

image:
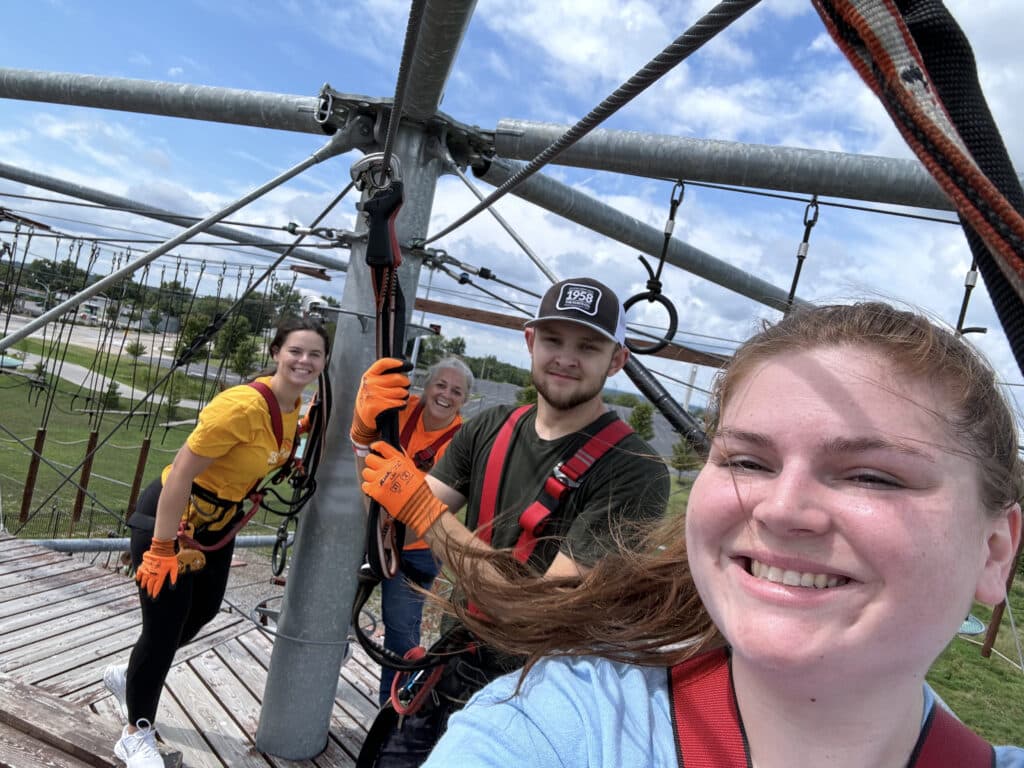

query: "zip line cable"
xmin=423 ymin=0 xmax=761 ymax=245
xmin=677 ymin=179 xmax=963 ymax=225
xmin=378 ymin=0 xmax=428 ymax=177
xmin=0 ymin=231 xmax=343 ymax=249
xmin=428 ymin=265 xmax=729 ymax=361
xmin=0 ymin=190 xmax=284 ymax=231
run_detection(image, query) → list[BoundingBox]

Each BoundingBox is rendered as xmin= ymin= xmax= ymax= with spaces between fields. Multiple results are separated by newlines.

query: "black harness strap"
xmin=176 ymin=381 xmax=298 ymax=553
xmin=357 ymin=177 xmax=409 ymax=580
xmin=813 ymin=0 xmax=1024 ymax=376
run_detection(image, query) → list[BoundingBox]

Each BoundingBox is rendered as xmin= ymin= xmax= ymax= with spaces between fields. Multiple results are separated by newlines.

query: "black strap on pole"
xmin=352 ymin=154 xmax=408 ymax=581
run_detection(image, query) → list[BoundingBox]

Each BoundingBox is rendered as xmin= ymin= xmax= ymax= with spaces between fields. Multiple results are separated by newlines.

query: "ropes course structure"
xmin=1 ymin=0 xmax=1023 ymax=758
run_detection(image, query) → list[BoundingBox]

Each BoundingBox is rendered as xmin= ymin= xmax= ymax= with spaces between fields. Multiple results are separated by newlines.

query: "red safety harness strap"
xmin=476 ymin=405 xmax=532 ymax=547
xmin=476 ymin=406 xmax=633 ymax=563
xmin=669 ymin=648 xmax=994 ymax=768
xmin=247 ymin=381 xmax=283 ymax=449
xmin=669 ymin=649 xmax=748 ymax=768
xmin=399 ymin=401 xmax=462 ymax=471
xmin=910 ymin=703 xmax=995 ymax=768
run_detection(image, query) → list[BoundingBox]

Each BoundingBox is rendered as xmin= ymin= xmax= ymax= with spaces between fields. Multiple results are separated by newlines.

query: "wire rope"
xmin=379 ymin=0 xmax=429 ymax=176
xmin=423 ymin=0 xmax=761 ymax=245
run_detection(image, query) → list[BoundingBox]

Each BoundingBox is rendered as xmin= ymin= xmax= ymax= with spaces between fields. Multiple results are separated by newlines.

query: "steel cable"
xmin=424 ymin=0 xmax=761 ymax=244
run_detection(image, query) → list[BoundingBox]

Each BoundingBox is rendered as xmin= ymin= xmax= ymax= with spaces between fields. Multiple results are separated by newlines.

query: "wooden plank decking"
xmin=0 ymin=534 xmax=381 ymax=767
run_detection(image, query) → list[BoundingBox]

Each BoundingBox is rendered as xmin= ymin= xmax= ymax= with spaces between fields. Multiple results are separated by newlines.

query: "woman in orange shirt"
xmin=351 ymin=356 xmax=473 ymax=704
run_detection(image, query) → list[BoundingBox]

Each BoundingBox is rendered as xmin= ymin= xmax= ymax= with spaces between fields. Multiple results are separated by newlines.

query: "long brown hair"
xmin=434 ymin=301 xmax=1022 ymax=672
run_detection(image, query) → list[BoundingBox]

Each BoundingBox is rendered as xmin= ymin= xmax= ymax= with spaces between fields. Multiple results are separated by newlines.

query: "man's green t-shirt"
xmin=430 ymin=404 xmax=670 ymax=572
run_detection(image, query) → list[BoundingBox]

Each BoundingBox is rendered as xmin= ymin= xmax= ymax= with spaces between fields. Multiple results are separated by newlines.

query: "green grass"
xmin=0 ymin=373 xmax=197 ymax=537
xmin=14 ymin=337 xmax=230 ymax=403
xmin=928 ymin=577 xmax=1024 ymax=745
xmin=667 ymin=473 xmax=692 ymax=516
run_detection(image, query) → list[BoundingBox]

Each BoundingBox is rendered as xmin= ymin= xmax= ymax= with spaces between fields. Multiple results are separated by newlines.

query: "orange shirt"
xmin=399 ymin=394 xmax=462 ymax=550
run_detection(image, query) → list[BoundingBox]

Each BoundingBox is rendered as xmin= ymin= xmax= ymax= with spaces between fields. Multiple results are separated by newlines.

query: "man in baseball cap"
xmin=355 ymin=275 xmax=668 ymax=767
xmin=524 ymin=277 xmax=627 ymax=346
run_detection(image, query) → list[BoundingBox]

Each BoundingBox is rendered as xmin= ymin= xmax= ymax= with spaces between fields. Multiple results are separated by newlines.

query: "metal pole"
xmin=256 ymin=127 xmax=442 ymax=759
xmin=0 ymin=126 xmax=360 ymax=353
xmin=494 ymin=119 xmax=958 ymax=211
xmin=0 ymin=69 xmax=328 ymax=135
xmin=401 ymin=0 xmax=478 ymax=120
xmin=0 ymin=159 xmax=351 ymax=272
xmin=683 ymin=364 xmax=698 ymax=411
xmin=476 ymin=157 xmax=801 ymax=312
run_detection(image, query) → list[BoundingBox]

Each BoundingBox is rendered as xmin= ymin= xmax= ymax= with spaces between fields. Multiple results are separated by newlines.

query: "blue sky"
xmin=1 ymin=0 xmax=1022 ymax=414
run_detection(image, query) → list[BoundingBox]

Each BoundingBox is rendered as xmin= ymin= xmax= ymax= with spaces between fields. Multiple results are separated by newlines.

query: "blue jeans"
xmin=379 ymin=547 xmax=440 ymax=706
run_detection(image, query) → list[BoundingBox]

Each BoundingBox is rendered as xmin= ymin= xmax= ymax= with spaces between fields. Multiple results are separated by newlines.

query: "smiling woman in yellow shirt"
xmin=105 ymin=315 xmax=330 ymax=768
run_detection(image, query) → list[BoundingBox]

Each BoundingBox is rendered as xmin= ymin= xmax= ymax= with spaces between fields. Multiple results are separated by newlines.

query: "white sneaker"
xmin=114 ymin=720 xmax=163 ymax=768
xmin=103 ymin=663 xmax=128 ymax=721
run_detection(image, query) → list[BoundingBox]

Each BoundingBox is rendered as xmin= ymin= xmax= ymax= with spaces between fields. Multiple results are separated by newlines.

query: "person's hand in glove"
xmin=135 ymin=537 xmax=179 ymax=599
xmin=361 ymin=441 xmax=447 ymax=538
xmin=350 ymin=357 xmax=412 ymax=450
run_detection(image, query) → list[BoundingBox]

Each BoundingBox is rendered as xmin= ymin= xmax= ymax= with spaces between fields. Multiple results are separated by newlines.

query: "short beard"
xmin=533 ymin=369 xmax=605 ymax=411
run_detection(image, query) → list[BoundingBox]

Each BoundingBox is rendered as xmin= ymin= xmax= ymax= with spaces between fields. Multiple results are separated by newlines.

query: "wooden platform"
xmin=0 ymin=534 xmax=381 ymax=767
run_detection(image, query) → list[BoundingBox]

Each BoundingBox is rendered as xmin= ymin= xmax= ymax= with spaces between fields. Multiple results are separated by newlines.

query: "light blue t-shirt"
xmin=423 ymin=655 xmax=1023 ymax=768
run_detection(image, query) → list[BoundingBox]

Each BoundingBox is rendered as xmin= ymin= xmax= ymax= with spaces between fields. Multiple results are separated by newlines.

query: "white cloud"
xmin=167 ymin=66 xmax=184 ymax=78
xmin=2 ymin=0 xmax=1021 ymax=415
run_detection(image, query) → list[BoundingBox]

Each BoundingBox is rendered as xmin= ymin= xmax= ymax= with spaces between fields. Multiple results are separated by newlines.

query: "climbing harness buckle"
xmin=551 ymin=462 xmax=581 ymax=489
xmin=175 ymin=522 xmax=207 ymax=575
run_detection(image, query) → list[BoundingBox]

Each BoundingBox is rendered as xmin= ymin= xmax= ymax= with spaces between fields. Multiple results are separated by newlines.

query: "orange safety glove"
xmin=135 ymin=537 xmax=179 ymax=599
xmin=350 ymin=358 xmax=412 ymax=448
xmin=361 ymin=441 xmax=447 ymax=539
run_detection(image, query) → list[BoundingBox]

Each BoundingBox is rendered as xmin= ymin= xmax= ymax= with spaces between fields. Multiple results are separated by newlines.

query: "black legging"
xmin=125 ymin=478 xmax=236 ymax=725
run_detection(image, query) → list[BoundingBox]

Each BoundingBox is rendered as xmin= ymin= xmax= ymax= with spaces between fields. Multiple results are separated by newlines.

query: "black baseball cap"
xmin=524 ymin=278 xmax=626 ymax=345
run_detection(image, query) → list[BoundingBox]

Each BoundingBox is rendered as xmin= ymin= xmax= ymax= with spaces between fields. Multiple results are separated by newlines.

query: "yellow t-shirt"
xmin=162 ymin=377 xmax=300 ymax=510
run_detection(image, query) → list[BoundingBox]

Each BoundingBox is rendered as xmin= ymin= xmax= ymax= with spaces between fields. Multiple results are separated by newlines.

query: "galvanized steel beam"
xmin=494 ymin=118 xmax=957 ymax=211
xmin=401 ymin=0 xmax=479 ymax=120
xmin=0 ymin=68 xmax=328 ymax=134
xmin=476 ymin=157 xmax=801 ymax=312
xmin=0 ymin=126 xmax=362 ymax=352
xmin=0 ymin=160 xmax=351 ymax=272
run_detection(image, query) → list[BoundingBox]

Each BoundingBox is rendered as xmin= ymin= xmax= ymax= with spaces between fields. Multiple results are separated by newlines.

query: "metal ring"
xmin=271 ymin=533 xmax=288 ymax=576
xmin=622 ymin=291 xmax=679 ymax=355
